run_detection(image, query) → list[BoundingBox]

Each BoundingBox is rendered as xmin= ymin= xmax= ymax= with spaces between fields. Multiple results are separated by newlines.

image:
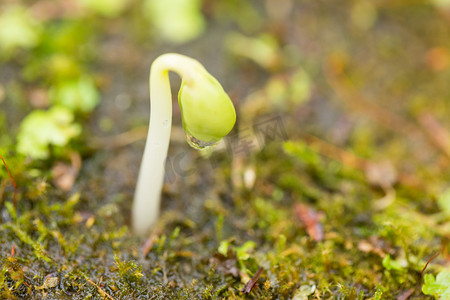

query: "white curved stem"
xmin=132 ymin=53 xmax=204 ymax=236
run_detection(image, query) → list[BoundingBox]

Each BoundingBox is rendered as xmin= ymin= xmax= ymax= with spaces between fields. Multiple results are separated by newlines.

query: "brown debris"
xmin=418 ymin=113 xmax=450 ymax=159
xmin=141 ymin=230 xmax=160 ymax=257
xmin=36 ymin=273 xmax=59 ymax=290
xmin=397 ymin=288 xmax=414 ymax=300
xmin=294 ymin=203 xmax=324 ymax=242
xmin=357 ymin=236 xmax=395 ymax=258
xmin=52 ymin=152 xmax=82 ymax=191
xmin=29 ymin=88 xmax=49 ymax=108
xmin=365 ymin=160 xmax=397 ymax=189
xmin=209 ymin=252 xmax=240 ymax=278
xmin=30 ymin=0 xmax=83 ymax=20
xmin=241 ymin=267 xmax=264 ymax=294
xmin=52 ymin=163 xmax=76 ymax=191
xmin=425 ymin=47 xmax=450 ymax=72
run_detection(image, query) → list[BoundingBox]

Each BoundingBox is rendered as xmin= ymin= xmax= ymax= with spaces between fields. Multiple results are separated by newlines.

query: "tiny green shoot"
xmin=132 ymin=53 xmax=236 ymax=235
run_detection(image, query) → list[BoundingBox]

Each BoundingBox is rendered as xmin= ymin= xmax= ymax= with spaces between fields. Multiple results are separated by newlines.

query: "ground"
xmin=0 ymin=1 xmax=449 ymax=299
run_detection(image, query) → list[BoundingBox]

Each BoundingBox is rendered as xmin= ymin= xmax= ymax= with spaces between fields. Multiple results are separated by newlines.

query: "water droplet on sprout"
xmin=185 ymin=132 xmax=220 ymax=150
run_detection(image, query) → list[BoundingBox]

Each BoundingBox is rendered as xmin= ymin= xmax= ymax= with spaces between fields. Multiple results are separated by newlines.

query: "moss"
xmin=1 ymin=0 xmax=449 ymax=298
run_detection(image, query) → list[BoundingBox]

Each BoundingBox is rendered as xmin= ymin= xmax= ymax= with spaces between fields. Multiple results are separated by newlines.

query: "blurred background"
xmin=1 ymin=0 xmax=450 ymax=298
xmin=1 ymin=0 xmax=450 ymax=181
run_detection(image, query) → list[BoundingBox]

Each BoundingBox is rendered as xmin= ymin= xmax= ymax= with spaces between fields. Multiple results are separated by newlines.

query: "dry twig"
xmin=241 ymin=267 xmax=264 ymax=294
xmin=397 ymin=289 xmax=415 ymax=300
xmin=85 ymin=277 xmax=115 ymax=300
xmin=418 ymin=113 xmax=450 ymax=159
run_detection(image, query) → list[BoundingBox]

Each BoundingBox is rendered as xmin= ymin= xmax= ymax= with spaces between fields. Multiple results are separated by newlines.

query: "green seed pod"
xmin=178 ymin=70 xmax=236 ymax=146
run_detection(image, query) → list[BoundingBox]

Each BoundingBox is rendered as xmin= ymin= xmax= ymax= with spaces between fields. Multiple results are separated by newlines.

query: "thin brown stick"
xmin=418 ymin=113 xmax=450 ymax=159
xmin=421 ymin=251 xmax=440 ymax=276
xmin=241 ymin=267 xmax=264 ymax=293
xmin=85 ymin=277 xmax=115 ymax=300
xmin=303 ymin=134 xmax=367 ymax=170
xmin=0 ymin=154 xmax=17 ymax=209
xmin=397 ymin=288 xmax=414 ymax=300
xmin=141 ymin=230 xmax=160 ymax=256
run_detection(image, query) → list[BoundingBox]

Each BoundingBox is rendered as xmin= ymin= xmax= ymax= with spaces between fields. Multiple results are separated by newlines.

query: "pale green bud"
xmin=178 ymin=70 xmax=236 ymax=145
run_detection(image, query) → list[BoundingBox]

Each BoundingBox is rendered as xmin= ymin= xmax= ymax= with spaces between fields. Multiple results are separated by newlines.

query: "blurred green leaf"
xmin=266 ymin=77 xmax=288 ymax=105
xmin=23 ymin=54 xmax=81 ymax=82
xmin=290 ymin=69 xmax=312 ymax=104
xmin=235 ymin=241 xmax=256 ymax=261
xmin=16 ymin=106 xmax=81 ymax=159
xmin=50 ymin=76 xmax=100 ymax=113
xmin=80 ymin=0 xmax=130 ymax=17
xmin=39 ymin=21 xmax=93 ymax=55
xmin=422 ymin=270 xmax=450 ymax=299
xmin=293 ymin=282 xmax=316 ymax=300
xmin=217 ymin=240 xmax=256 ymax=261
xmin=382 ymin=254 xmax=404 ymax=271
xmin=432 ymin=0 xmax=450 ymax=9
xmin=22 ymin=20 xmax=91 ymax=81
xmin=351 ymin=1 xmax=377 ymax=31
xmin=218 ymin=240 xmax=230 ymax=256
xmin=144 ymin=0 xmax=205 ymax=43
xmin=283 ymin=140 xmax=321 ymax=167
xmin=437 ymin=189 xmax=450 ymax=217
xmin=47 ymin=54 xmax=82 ymax=80
xmin=0 ymin=6 xmax=42 ymax=56
xmin=225 ymin=33 xmax=279 ymax=69
xmin=213 ymin=0 xmax=262 ymax=33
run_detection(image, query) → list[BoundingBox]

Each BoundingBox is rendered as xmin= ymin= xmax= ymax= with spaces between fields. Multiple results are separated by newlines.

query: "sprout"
xmin=133 ymin=53 xmax=236 ymax=235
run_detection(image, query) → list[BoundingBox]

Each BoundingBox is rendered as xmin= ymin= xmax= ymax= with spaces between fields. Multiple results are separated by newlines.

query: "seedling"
xmin=133 ymin=53 xmax=236 ymax=235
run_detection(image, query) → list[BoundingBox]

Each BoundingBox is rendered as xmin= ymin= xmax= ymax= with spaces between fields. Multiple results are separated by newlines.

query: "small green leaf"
xmin=235 ymin=241 xmax=256 ymax=261
xmin=50 ymin=76 xmax=100 ymax=113
xmin=218 ymin=240 xmax=230 ymax=256
xmin=437 ymin=189 xmax=450 ymax=217
xmin=293 ymin=282 xmax=316 ymax=300
xmin=290 ymin=69 xmax=312 ymax=104
xmin=373 ymin=286 xmax=384 ymax=300
xmin=225 ymin=33 xmax=279 ymax=69
xmin=422 ymin=270 xmax=450 ymax=298
xmin=382 ymin=254 xmax=404 ymax=271
xmin=16 ymin=106 xmax=81 ymax=159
